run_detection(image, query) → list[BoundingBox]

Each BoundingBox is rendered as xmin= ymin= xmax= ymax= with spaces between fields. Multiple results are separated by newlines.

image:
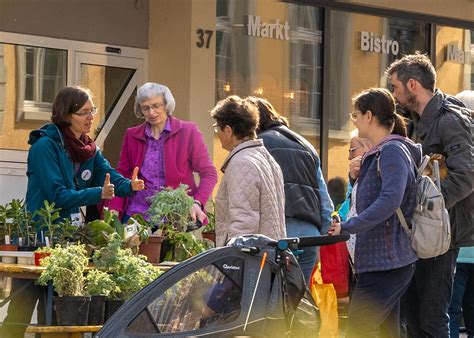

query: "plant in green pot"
xmin=147 ymin=184 xmax=210 ymax=262
xmin=37 ymin=243 xmax=91 ymax=326
xmin=85 ymin=269 xmax=120 ymax=325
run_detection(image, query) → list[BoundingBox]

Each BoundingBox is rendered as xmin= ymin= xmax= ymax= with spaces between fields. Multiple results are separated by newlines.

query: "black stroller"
xmin=96 ymin=233 xmax=349 ymax=337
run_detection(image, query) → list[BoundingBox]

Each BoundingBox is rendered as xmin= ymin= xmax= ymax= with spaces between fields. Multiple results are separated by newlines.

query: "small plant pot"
xmin=18 ymin=245 xmax=40 ymax=252
xmin=202 ymin=231 xmax=216 ymax=244
xmin=34 ymin=251 xmax=51 ymax=266
xmin=0 ymin=244 xmax=18 ymax=251
xmin=54 ymin=295 xmax=91 ymax=326
xmin=88 ymin=295 xmax=106 ymax=325
xmin=138 ymin=235 xmax=164 ymax=264
xmin=105 ymin=298 xmax=125 ymax=321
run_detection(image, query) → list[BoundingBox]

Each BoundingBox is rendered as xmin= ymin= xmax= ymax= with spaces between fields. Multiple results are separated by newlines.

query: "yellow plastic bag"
xmin=310 ymin=263 xmax=339 ymax=338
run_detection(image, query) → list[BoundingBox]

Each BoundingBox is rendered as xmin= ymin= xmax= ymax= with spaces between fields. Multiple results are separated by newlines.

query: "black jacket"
xmin=258 ymin=125 xmax=322 ymax=230
xmin=417 ymin=90 xmax=474 ymax=247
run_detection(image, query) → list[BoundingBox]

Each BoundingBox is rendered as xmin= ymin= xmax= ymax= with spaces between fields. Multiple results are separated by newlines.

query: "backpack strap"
xmin=376 ymin=143 xmax=429 ymax=233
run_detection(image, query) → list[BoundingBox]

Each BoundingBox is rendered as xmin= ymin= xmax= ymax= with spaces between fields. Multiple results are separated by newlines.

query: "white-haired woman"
xmin=108 ymin=82 xmax=217 ymax=223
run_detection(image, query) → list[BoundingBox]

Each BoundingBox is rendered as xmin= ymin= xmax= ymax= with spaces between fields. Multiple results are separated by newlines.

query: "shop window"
xmin=16 ymin=45 xmax=67 ymax=121
xmin=215 ymin=0 xmax=323 ymax=150
xmin=326 ymin=11 xmax=429 ymax=181
xmin=435 ymin=27 xmax=473 ymax=93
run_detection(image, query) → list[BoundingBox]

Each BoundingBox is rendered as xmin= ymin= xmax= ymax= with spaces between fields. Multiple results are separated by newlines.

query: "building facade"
xmin=0 ymin=0 xmax=473 ymax=204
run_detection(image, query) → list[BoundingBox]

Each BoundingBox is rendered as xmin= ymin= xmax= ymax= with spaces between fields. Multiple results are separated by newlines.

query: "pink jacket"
xmin=107 ymin=117 xmax=218 ymax=215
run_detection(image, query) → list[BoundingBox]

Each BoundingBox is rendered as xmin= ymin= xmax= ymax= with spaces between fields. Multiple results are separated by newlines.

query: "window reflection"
xmin=215 ymin=0 xmax=323 ymax=149
xmin=327 ymin=11 xmax=429 ymax=180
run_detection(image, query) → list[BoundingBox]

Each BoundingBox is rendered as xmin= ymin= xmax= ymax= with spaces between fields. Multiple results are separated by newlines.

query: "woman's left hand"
xmin=130 ymin=166 xmax=145 ymax=191
xmin=328 ymin=222 xmax=341 ymax=235
xmin=190 ymin=203 xmax=207 ymax=224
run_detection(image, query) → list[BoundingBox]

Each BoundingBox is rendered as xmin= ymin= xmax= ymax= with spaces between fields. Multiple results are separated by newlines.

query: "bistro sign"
xmin=360 ymin=31 xmax=399 ymax=56
xmin=247 ymin=15 xmax=290 ymax=41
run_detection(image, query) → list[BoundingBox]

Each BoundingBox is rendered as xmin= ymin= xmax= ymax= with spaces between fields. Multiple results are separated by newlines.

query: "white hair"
xmin=135 ymin=82 xmax=176 ymax=118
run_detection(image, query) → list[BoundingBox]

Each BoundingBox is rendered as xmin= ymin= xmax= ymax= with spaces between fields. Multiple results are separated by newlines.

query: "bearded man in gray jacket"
xmin=387 ymin=52 xmax=473 ymax=338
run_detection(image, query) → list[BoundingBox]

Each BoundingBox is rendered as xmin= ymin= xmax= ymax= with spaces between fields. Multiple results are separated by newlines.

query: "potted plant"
xmin=0 ymin=202 xmax=17 ymax=253
xmin=35 ymin=200 xmax=76 ymax=247
xmin=85 ymin=269 xmax=120 ymax=325
xmin=92 ymin=234 xmax=162 ymax=319
xmin=132 ymin=213 xmax=163 ymax=264
xmin=37 ymin=243 xmax=91 ymax=326
xmin=147 ymin=184 xmax=209 ymax=262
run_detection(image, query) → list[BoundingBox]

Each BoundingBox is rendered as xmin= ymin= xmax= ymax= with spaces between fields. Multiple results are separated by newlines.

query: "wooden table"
xmin=0 ymin=261 xmax=174 ymax=327
xmin=25 ymin=324 xmax=102 ymax=338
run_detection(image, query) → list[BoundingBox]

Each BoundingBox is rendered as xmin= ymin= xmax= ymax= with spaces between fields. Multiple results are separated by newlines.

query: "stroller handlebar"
xmin=275 ymin=234 xmax=350 ymax=250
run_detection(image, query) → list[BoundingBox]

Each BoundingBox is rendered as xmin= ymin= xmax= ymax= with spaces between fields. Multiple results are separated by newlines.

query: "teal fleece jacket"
xmin=26 ymin=124 xmax=133 ymax=223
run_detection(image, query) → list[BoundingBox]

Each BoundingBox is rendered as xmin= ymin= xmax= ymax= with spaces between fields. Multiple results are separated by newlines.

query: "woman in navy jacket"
xmin=329 ymin=88 xmax=421 ymax=337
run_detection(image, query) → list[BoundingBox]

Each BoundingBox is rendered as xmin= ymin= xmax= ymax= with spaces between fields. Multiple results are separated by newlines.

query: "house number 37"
xmin=196 ymin=29 xmax=214 ymax=49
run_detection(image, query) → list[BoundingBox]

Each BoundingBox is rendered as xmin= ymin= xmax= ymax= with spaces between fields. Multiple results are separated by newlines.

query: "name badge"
xmin=81 ymin=169 xmax=92 ymax=181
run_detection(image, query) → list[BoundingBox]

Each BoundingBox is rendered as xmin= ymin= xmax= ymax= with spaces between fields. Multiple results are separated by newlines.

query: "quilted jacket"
xmin=215 ymin=139 xmax=286 ymax=247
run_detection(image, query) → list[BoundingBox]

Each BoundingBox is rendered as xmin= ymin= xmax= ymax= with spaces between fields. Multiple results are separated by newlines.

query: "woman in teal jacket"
xmin=26 ymin=86 xmax=144 ymax=223
xmin=1 ymin=86 xmax=144 ymax=338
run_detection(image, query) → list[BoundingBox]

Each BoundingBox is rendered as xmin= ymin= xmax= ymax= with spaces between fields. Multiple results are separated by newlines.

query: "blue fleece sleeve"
xmin=342 ymin=145 xmax=410 ymax=234
xmin=316 ymin=166 xmax=334 ymax=234
xmin=28 ymin=139 xmax=102 ymax=209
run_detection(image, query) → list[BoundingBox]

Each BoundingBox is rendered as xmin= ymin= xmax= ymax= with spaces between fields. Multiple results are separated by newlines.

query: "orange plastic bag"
xmin=310 ymin=263 xmax=339 ymax=338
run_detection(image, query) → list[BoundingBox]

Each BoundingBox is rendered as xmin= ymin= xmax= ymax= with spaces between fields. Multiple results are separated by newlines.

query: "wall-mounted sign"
xmin=446 ymin=43 xmax=471 ymax=65
xmin=360 ymin=31 xmax=399 ymax=56
xmin=247 ymin=15 xmax=290 ymax=41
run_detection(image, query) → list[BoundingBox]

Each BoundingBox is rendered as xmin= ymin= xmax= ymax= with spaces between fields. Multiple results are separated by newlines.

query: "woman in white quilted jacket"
xmin=210 ymin=95 xmax=286 ymax=247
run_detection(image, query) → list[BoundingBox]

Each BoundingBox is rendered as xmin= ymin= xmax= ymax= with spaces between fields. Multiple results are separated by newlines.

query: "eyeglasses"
xmin=349 ymin=146 xmax=362 ymax=154
xmin=213 ymin=122 xmax=220 ymax=133
xmin=349 ymin=111 xmax=359 ymax=122
xmin=73 ymin=107 xmax=98 ymax=117
xmin=141 ymin=102 xmax=166 ymax=113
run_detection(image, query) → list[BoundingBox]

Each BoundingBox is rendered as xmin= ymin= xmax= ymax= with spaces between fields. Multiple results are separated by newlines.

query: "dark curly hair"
xmin=210 ymin=95 xmax=259 ymax=140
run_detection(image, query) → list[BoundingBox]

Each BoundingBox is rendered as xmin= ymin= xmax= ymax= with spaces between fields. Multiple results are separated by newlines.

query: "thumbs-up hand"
xmin=131 ymin=167 xmax=145 ymax=191
xmin=101 ymin=173 xmax=115 ymax=200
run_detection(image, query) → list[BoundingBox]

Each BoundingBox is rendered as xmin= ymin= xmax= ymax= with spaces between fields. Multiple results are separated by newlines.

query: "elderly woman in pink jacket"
xmin=211 ymin=95 xmax=286 ymax=246
xmin=108 ymin=82 xmax=218 ymax=223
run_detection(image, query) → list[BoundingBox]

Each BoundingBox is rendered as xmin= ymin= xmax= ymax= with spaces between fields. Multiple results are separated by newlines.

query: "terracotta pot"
xmin=0 ymin=244 xmax=18 ymax=251
xmin=202 ymin=231 xmax=216 ymax=244
xmin=138 ymin=235 xmax=164 ymax=264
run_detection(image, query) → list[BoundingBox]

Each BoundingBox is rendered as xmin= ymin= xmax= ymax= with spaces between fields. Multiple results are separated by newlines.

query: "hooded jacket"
xmin=26 ymin=123 xmax=133 ymax=222
xmin=416 ymin=90 xmax=474 ymax=248
xmin=341 ymin=135 xmax=421 ymax=273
